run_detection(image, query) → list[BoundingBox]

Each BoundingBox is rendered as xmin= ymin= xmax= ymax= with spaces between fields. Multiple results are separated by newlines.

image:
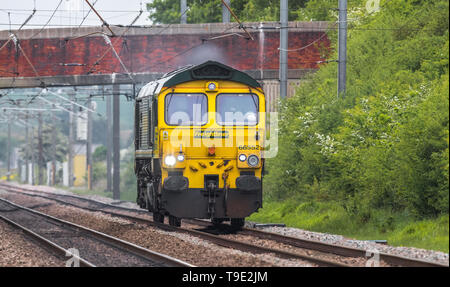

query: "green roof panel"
xmin=162 ymin=61 xmax=262 ymax=89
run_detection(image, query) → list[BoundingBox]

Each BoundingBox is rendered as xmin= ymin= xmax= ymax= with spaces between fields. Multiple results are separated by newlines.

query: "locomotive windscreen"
xmin=165 ymin=93 xmax=208 ymax=126
xmin=216 ymin=94 xmax=259 ymax=126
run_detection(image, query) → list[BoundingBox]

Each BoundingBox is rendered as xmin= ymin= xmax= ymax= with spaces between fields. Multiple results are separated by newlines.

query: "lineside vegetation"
xmin=252 ymin=0 xmax=449 ymax=252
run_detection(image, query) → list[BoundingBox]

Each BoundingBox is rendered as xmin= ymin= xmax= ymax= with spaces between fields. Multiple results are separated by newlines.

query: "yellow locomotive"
xmin=134 ymin=61 xmax=265 ymax=228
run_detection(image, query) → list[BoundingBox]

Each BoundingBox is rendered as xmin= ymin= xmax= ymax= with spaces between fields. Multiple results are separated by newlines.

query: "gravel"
xmin=247 ymin=222 xmax=449 ymax=266
xmin=0 ymin=200 xmax=166 ymax=267
xmin=6 ymin=182 xmax=140 ymax=209
xmin=0 ymin=191 xmax=312 ymax=267
xmin=2 ymin=182 xmax=448 ymax=266
xmin=0 ymin=219 xmax=64 ymax=267
xmin=215 ymin=232 xmax=385 ymax=267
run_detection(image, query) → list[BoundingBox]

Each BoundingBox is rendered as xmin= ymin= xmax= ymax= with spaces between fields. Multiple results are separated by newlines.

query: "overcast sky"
xmin=0 ymin=0 xmax=153 ymax=31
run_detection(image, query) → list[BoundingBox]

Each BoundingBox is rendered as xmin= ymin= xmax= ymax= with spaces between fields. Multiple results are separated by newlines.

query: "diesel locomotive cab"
xmin=134 ymin=61 xmax=265 ymax=228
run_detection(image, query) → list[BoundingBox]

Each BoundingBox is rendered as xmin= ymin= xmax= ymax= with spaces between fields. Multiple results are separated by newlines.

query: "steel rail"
xmin=237 ymin=227 xmax=447 ymax=267
xmin=0 ymin=184 xmax=347 ymax=267
xmin=0 ymin=196 xmax=194 ymax=267
xmin=0 ymin=213 xmax=95 ymax=267
xmin=187 ymin=218 xmax=449 ymax=267
xmin=6 ymin=186 xmax=151 ymax=215
xmin=1 ymin=183 xmax=448 ymax=267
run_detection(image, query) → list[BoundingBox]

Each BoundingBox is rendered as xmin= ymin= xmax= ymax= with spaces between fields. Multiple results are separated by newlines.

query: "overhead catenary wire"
xmin=18 ymin=7 xmax=36 ymax=30
xmin=1 ymin=0 xmax=432 ymax=99
xmin=221 ymin=23 xmax=241 ymax=34
xmin=45 ymin=89 xmax=103 ymax=117
xmin=0 ymin=23 xmax=437 ymax=32
xmin=203 ymin=32 xmax=248 ymax=41
xmin=79 ymin=0 xmax=99 ymax=27
xmin=0 ymin=1 xmax=36 ymax=75
xmin=37 ymin=95 xmax=85 ymax=119
xmin=0 ymin=113 xmax=32 ymax=128
xmin=1 ymin=109 xmax=59 ymax=128
xmin=60 ymin=31 xmax=110 ymax=49
xmin=27 ymin=89 xmax=45 ymax=106
xmin=83 ymin=0 xmax=115 ymax=37
xmin=136 ymin=20 xmax=258 ymax=73
xmin=1 ymin=10 xmax=136 ymax=22
xmin=9 ymin=34 xmax=44 ymax=88
xmin=29 ymin=0 xmax=63 ymax=39
xmin=2 ymin=107 xmax=61 ymax=112
xmin=0 ymin=7 xmax=339 ymax=13
xmin=155 ymin=6 xmax=191 ymax=35
xmin=220 ymin=0 xmax=254 ymax=40
xmin=86 ymin=10 xmax=144 ymax=76
xmin=278 ymin=21 xmax=337 ymax=52
xmin=0 ymin=0 xmax=438 ymax=145
xmin=101 ymin=34 xmax=135 ymax=84
xmin=0 ymin=37 xmax=12 ymax=53
xmin=0 ymin=0 xmax=428 ymax=34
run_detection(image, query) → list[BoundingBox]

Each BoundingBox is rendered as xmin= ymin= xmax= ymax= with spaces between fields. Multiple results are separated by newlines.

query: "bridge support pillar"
xmin=279 ymin=0 xmax=288 ymax=100
xmin=112 ymin=84 xmax=121 ymax=200
xmin=106 ymin=87 xmax=112 ymax=193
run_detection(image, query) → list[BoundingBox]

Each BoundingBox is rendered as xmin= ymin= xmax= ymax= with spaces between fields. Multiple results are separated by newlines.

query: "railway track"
xmin=1 ymin=182 xmax=448 ymax=267
xmin=0 ymin=196 xmax=193 ymax=267
xmin=0 ymin=184 xmax=347 ymax=267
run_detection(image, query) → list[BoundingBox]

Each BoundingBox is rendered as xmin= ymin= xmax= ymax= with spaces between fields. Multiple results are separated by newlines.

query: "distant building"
xmin=70 ymin=143 xmax=101 ymax=187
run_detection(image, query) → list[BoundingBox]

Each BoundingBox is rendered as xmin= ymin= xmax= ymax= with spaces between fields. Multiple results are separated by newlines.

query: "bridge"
xmin=0 ymin=21 xmax=331 ymax=194
xmin=0 ymin=21 xmax=331 ymax=101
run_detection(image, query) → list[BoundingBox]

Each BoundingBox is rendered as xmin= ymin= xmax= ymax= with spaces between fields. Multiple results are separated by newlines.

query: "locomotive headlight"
xmin=247 ymin=155 xmax=259 ymax=167
xmin=206 ymin=82 xmax=218 ymax=92
xmin=164 ymin=155 xmax=177 ymax=167
xmin=177 ymin=154 xmax=185 ymax=162
xmin=208 ymin=83 xmax=216 ymax=91
xmin=238 ymin=154 xmax=247 ymax=162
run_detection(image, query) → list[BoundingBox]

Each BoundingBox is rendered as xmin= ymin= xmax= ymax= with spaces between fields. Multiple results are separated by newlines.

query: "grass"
xmin=248 ymin=200 xmax=449 ymax=253
xmin=6 ymin=169 xmax=447 ymax=253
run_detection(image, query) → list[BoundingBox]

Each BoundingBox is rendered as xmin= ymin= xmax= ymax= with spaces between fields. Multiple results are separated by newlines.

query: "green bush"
xmin=92 ymin=161 xmax=106 ymax=185
xmin=266 ymin=0 xmax=449 ymax=220
xmin=93 ymin=145 xmax=107 ymax=162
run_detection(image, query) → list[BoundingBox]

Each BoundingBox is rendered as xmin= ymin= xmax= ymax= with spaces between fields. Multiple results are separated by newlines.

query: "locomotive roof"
xmin=137 ymin=61 xmax=262 ymax=99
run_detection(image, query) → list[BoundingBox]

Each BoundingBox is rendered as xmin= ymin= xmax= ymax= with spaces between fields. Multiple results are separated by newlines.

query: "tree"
xmin=0 ymin=135 xmax=8 ymax=163
xmin=19 ymin=125 xmax=68 ymax=168
xmin=265 ymin=0 xmax=449 ymax=219
xmin=147 ymin=0 xmax=183 ymax=24
xmin=93 ymin=145 xmax=107 ymax=162
xmin=235 ymin=0 xmax=309 ymax=22
xmin=0 ymin=133 xmax=19 ymax=163
xmin=147 ymin=0 xmax=310 ymax=24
